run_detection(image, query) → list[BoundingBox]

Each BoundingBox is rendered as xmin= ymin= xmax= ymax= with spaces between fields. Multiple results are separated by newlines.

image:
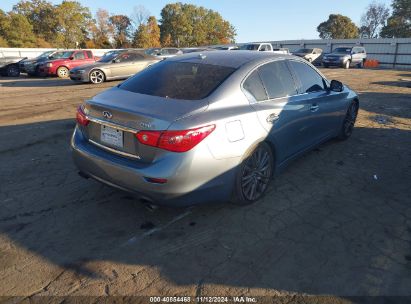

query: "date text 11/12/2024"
xmin=149 ymin=296 xmax=258 ymax=303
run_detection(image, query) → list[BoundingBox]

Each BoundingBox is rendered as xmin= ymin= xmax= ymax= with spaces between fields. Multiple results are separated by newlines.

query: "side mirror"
xmin=330 ymin=80 xmax=343 ymax=92
xmin=69 ymin=56 xmax=74 ymax=60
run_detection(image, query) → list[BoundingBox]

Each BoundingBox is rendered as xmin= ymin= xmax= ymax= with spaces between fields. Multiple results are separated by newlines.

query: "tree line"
xmin=317 ymin=0 xmax=411 ymax=39
xmin=0 ymin=1 xmax=236 ymax=48
xmin=0 ymin=0 xmax=410 ymax=49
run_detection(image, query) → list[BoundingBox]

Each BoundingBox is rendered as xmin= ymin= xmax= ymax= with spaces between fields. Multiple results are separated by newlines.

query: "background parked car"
xmin=211 ymin=45 xmax=239 ymax=50
xmin=19 ymin=50 xmax=56 ymax=76
xmin=238 ymin=43 xmax=273 ymax=52
xmin=292 ymin=48 xmax=323 ymax=63
xmin=322 ymin=46 xmax=367 ymax=69
xmin=145 ymin=47 xmax=183 ymax=59
xmin=70 ymin=50 xmax=160 ymax=84
xmin=0 ymin=52 xmax=26 ymax=77
xmin=272 ymin=48 xmax=290 ymax=54
xmin=181 ymin=47 xmax=215 ymax=53
xmin=38 ymin=50 xmax=96 ymax=78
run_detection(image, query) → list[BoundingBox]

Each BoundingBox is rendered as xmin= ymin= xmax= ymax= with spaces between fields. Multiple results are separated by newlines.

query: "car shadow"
xmin=0 ymin=76 xmax=76 ymax=88
xmin=357 ymin=91 xmax=411 ymax=120
xmin=371 ymin=80 xmax=411 ymax=89
xmin=1 ymin=114 xmax=410 ymax=297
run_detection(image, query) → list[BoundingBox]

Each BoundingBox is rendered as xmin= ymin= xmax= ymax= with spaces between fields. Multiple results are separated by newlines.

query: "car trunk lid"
xmin=83 ymin=86 xmax=208 ymax=162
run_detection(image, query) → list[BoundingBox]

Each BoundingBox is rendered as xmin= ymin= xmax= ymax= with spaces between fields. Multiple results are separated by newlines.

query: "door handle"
xmin=310 ymin=104 xmax=319 ymax=112
xmin=266 ymin=113 xmax=279 ymax=123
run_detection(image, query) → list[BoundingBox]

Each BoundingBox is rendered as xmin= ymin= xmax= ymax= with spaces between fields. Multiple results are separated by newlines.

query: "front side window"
xmin=288 ymin=61 xmax=326 ymax=93
xmin=258 ymin=61 xmax=297 ymax=99
xmin=120 ymin=61 xmax=236 ymax=100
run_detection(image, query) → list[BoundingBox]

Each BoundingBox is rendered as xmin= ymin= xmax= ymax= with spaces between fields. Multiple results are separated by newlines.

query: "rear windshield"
xmin=239 ymin=44 xmax=259 ymax=50
xmin=334 ymin=48 xmax=352 ymax=54
xmin=119 ymin=61 xmax=236 ymax=100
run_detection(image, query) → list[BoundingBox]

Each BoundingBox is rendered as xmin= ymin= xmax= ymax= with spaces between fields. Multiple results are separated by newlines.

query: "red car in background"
xmin=38 ymin=50 xmax=95 ymax=78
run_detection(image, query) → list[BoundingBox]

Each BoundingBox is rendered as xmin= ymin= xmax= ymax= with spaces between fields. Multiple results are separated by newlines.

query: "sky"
xmin=0 ymin=0 xmax=393 ymax=42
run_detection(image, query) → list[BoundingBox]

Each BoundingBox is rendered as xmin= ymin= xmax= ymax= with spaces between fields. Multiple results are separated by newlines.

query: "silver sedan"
xmin=71 ymin=51 xmax=359 ymax=206
xmin=69 ymin=50 xmax=160 ymax=84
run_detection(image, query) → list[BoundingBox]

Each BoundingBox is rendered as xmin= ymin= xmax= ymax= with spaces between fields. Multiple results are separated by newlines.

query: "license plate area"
xmin=101 ymin=125 xmax=123 ymax=148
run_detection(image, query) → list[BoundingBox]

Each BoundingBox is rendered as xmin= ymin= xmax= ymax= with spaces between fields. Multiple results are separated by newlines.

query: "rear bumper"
xmin=70 ymin=126 xmax=238 ymax=206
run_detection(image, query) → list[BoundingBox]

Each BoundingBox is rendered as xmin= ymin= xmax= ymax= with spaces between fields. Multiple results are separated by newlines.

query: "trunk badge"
xmin=103 ymin=111 xmax=113 ymax=119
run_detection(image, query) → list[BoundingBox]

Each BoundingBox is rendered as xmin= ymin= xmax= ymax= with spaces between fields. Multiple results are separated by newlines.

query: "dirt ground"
xmin=0 ymin=68 xmax=411 ymax=303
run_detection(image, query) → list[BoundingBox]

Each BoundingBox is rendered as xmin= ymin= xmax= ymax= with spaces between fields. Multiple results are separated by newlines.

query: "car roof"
xmin=166 ymin=50 xmax=291 ymax=69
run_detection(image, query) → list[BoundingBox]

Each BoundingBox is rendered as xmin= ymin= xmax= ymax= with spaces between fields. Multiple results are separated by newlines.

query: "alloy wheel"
xmin=240 ymin=144 xmax=273 ymax=201
xmin=343 ymin=103 xmax=358 ymax=137
xmin=90 ymin=70 xmax=105 ymax=84
xmin=7 ymin=65 xmax=20 ymax=77
xmin=57 ymin=67 xmax=68 ymax=78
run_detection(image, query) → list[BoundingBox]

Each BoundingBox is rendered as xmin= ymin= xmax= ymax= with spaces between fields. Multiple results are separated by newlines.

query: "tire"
xmin=358 ymin=59 xmax=365 ymax=69
xmin=231 ymin=142 xmax=274 ymax=206
xmin=89 ymin=69 xmax=105 ymax=84
xmin=323 ymin=64 xmax=329 ymax=68
xmin=338 ymin=101 xmax=358 ymax=140
xmin=343 ymin=60 xmax=351 ymax=69
xmin=6 ymin=65 xmax=20 ymax=77
xmin=57 ymin=66 xmax=69 ymax=78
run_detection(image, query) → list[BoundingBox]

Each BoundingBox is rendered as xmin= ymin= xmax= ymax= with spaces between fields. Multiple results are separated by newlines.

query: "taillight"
xmin=76 ymin=106 xmax=89 ymax=126
xmin=136 ymin=125 xmax=215 ymax=153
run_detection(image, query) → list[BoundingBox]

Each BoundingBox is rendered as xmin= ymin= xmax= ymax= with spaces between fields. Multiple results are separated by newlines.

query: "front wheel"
xmin=338 ymin=101 xmax=358 ymax=140
xmin=232 ymin=142 xmax=274 ymax=206
xmin=7 ymin=65 xmax=20 ymax=77
xmin=57 ymin=66 xmax=69 ymax=78
xmin=89 ymin=69 xmax=105 ymax=84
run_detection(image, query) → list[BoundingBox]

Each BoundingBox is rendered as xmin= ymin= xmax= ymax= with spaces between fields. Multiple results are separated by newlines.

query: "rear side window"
xmin=288 ymin=61 xmax=325 ymax=93
xmin=243 ymin=70 xmax=267 ymax=102
xmin=86 ymin=51 xmax=93 ymax=58
xmin=120 ymin=61 xmax=236 ymax=100
xmin=258 ymin=61 xmax=297 ymax=99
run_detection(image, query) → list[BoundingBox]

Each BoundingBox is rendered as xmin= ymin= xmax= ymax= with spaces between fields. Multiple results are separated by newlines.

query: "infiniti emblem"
xmin=103 ymin=111 xmax=112 ymax=119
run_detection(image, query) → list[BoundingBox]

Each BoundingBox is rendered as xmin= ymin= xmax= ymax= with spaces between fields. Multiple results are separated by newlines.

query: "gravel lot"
xmin=0 ymin=69 xmax=411 ymax=303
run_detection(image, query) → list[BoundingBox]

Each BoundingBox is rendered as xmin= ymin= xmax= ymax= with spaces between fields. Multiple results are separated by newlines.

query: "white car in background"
xmin=238 ymin=43 xmax=273 ymax=52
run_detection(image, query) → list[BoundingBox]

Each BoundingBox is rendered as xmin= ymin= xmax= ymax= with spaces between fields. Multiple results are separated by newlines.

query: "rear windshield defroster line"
xmin=119 ymin=61 xmax=236 ymax=100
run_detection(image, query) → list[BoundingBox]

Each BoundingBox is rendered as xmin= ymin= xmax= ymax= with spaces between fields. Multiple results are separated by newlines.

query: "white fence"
xmin=265 ymin=38 xmax=411 ymax=69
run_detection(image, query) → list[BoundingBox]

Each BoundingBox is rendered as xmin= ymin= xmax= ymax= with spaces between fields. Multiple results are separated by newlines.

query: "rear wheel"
xmin=57 ymin=66 xmax=69 ymax=78
xmin=6 ymin=65 xmax=20 ymax=77
xmin=338 ymin=101 xmax=358 ymax=140
xmin=232 ymin=142 xmax=274 ymax=205
xmin=89 ymin=69 xmax=105 ymax=84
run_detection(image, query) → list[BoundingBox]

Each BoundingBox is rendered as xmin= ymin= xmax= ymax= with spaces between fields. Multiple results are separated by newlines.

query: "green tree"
xmin=360 ymin=1 xmax=390 ymax=38
xmin=160 ymin=2 xmax=236 ymax=47
xmin=380 ymin=0 xmax=411 ymax=38
xmin=132 ymin=16 xmax=161 ymax=48
xmin=109 ymin=15 xmax=132 ymax=48
xmin=317 ymin=14 xmax=359 ymax=39
xmin=54 ymin=1 xmax=92 ymax=48
xmin=12 ymin=0 xmax=57 ymax=42
xmin=2 ymin=13 xmax=36 ymax=47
